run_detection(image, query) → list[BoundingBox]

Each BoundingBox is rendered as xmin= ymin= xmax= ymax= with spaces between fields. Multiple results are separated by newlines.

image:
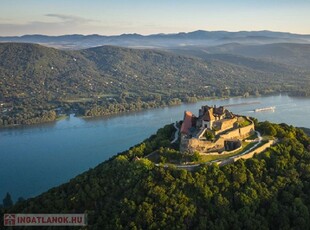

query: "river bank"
xmin=0 ymin=94 xmax=250 ymax=129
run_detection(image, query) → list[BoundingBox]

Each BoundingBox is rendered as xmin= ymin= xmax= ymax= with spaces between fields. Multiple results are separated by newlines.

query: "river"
xmin=1 ymin=94 xmax=310 ymax=201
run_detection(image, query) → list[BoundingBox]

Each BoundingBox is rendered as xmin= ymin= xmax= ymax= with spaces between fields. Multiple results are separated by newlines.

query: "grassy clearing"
xmin=238 ymin=119 xmax=251 ymax=127
xmin=246 ymin=133 xmax=258 ymax=140
xmin=199 ymin=151 xmax=241 ymax=163
xmin=199 ymin=141 xmax=257 ymax=163
xmin=232 ymin=142 xmax=257 ymax=155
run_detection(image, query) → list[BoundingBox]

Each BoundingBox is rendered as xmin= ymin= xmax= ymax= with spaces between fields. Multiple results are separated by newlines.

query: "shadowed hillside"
xmin=204 ymin=43 xmax=310 ymax=69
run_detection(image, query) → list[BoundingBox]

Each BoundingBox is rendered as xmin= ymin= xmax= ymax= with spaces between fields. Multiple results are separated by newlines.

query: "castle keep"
xmin=180 ymin=105 xmax=255 ymax=154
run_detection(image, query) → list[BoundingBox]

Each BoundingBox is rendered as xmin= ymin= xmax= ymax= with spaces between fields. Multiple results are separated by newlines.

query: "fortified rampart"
xmin=183 ymin=117 xmax=255 ymax=153
xmin=220 ymin=122 xmax=254 ymax=140
xmin=233 ymin=139 xmax=275 ymax=161
xmin=214 ymin=117 xmax=238 ymax=135
xmin=217 ymin=139 xmax=276 ymax=166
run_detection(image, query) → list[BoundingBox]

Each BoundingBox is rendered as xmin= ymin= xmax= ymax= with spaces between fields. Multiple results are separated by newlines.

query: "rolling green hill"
xmin=168 ymin=47 xmax=301 ymax=74
xmin=0 ymin=43 xmax=310 ymax=127
xmin=204 ymin=43 xmax=310 ymax=70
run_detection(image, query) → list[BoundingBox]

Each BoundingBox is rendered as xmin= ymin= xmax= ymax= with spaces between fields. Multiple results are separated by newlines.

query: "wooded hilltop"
xmin=2 ymin=120 xmax=310 ymax=229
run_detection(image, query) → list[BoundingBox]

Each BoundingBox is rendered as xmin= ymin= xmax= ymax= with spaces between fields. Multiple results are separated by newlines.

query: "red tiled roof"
xmin=203 ymin=109 xmax=215 ymax=121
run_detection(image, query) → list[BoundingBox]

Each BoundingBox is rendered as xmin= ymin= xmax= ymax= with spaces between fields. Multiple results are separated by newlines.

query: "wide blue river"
xmin=1 ymin=94 xmax=310 ymax=201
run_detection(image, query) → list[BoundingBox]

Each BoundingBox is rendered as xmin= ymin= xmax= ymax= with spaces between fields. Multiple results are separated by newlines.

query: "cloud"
xmin=45 ymin=14 xmax=97 ymax=25
xmin=0 ymin=13 xmax=189 ymax=36
xmin=0 ymin=14 xmax=100 ymax=36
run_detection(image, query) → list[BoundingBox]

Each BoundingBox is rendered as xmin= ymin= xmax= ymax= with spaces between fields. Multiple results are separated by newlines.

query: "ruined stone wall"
xmin=203 ymin=144 xmax=242 ymax=155
xmin=180 ymin=135 xmax=190 ymax=153
xmin=183 ymin=117 xmax=255 ymax=153
xmin=233 ymin=140 xmax=275 ymax=161
xmin=187 ymin=138 xmax=218 ymax=153
xmin=220 ymin=129 xmax=240 ymax=140
xmin=240 ymin=122 xmax=255 ymax=137
xmin=220 ymin=117 xmax=237 ymax=131
xmin=220 ymin=122 xmax=255 ymax=140
xmin=214 ymin=117 xmax=237 ymax=135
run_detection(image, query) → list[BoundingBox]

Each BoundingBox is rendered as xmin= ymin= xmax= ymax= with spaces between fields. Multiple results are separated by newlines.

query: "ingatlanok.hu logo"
xmin=4 ymin=213 xmax=87 ymax=226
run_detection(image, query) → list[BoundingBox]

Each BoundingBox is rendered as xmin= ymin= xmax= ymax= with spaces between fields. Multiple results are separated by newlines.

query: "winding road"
xmin=171 ymin=122 xmax=179 ymax=144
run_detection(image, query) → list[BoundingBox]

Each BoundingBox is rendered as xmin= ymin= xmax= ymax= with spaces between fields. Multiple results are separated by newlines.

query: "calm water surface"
xmin=1 ymin=94 xmax=310 ymax=200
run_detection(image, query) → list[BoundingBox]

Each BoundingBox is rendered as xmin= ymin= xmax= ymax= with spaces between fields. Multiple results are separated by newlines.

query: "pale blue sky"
xmin=1 ymin=0 xmax=310 ymax=35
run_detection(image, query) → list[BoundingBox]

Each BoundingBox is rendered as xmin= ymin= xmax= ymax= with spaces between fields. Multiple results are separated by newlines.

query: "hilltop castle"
xmin=180 ymin=105 xmax=255 ymax=153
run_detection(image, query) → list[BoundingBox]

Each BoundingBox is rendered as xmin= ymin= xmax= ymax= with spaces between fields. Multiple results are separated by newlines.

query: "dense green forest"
xmin=1 ymin=43 xmax=310 ymax=127
xmin=2 ymin=121 xmax=310 ymax=229
xmin=202 ymin=43 xmax=310 ymax=70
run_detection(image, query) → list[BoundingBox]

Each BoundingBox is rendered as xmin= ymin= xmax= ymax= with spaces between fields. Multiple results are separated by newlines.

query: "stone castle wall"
xmin=218 ymin=118 xmax=237 ymax=133
xmin=233 ymin=139 xmax=275 ymax=161
xmin=184 ymin=117 xmax=255 ymax=153
xmin=187 ymin=138 xmax=216 ymax=153
xmin=220 ymin=122 xmax=255 ymax=140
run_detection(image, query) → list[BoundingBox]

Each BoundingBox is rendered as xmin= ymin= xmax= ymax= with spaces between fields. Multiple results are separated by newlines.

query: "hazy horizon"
xmin=1 ymin=29 xmax=310 ymax=37
xmin=1 ymin=0 xmax=310 ymax=36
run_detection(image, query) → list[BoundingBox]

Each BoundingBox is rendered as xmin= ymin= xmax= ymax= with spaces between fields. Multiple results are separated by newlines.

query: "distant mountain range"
xmin=1 ymin=30 xmax=310 ymax=49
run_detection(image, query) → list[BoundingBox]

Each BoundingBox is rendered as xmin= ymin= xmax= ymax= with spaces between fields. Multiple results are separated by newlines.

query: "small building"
xmin=202 ymin=108 xmax=215 ymax=129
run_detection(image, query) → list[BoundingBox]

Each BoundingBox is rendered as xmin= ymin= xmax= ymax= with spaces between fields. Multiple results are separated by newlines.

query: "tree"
xmin=204 ymin=130 xmax=215 ymax=141
xmin=17 ymin=197 xmax=25 ymax=203
xmin=3 ymin=192 xmax=13 ymax=208
xmin=258 ymin=121 xmax=277 ymax=136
